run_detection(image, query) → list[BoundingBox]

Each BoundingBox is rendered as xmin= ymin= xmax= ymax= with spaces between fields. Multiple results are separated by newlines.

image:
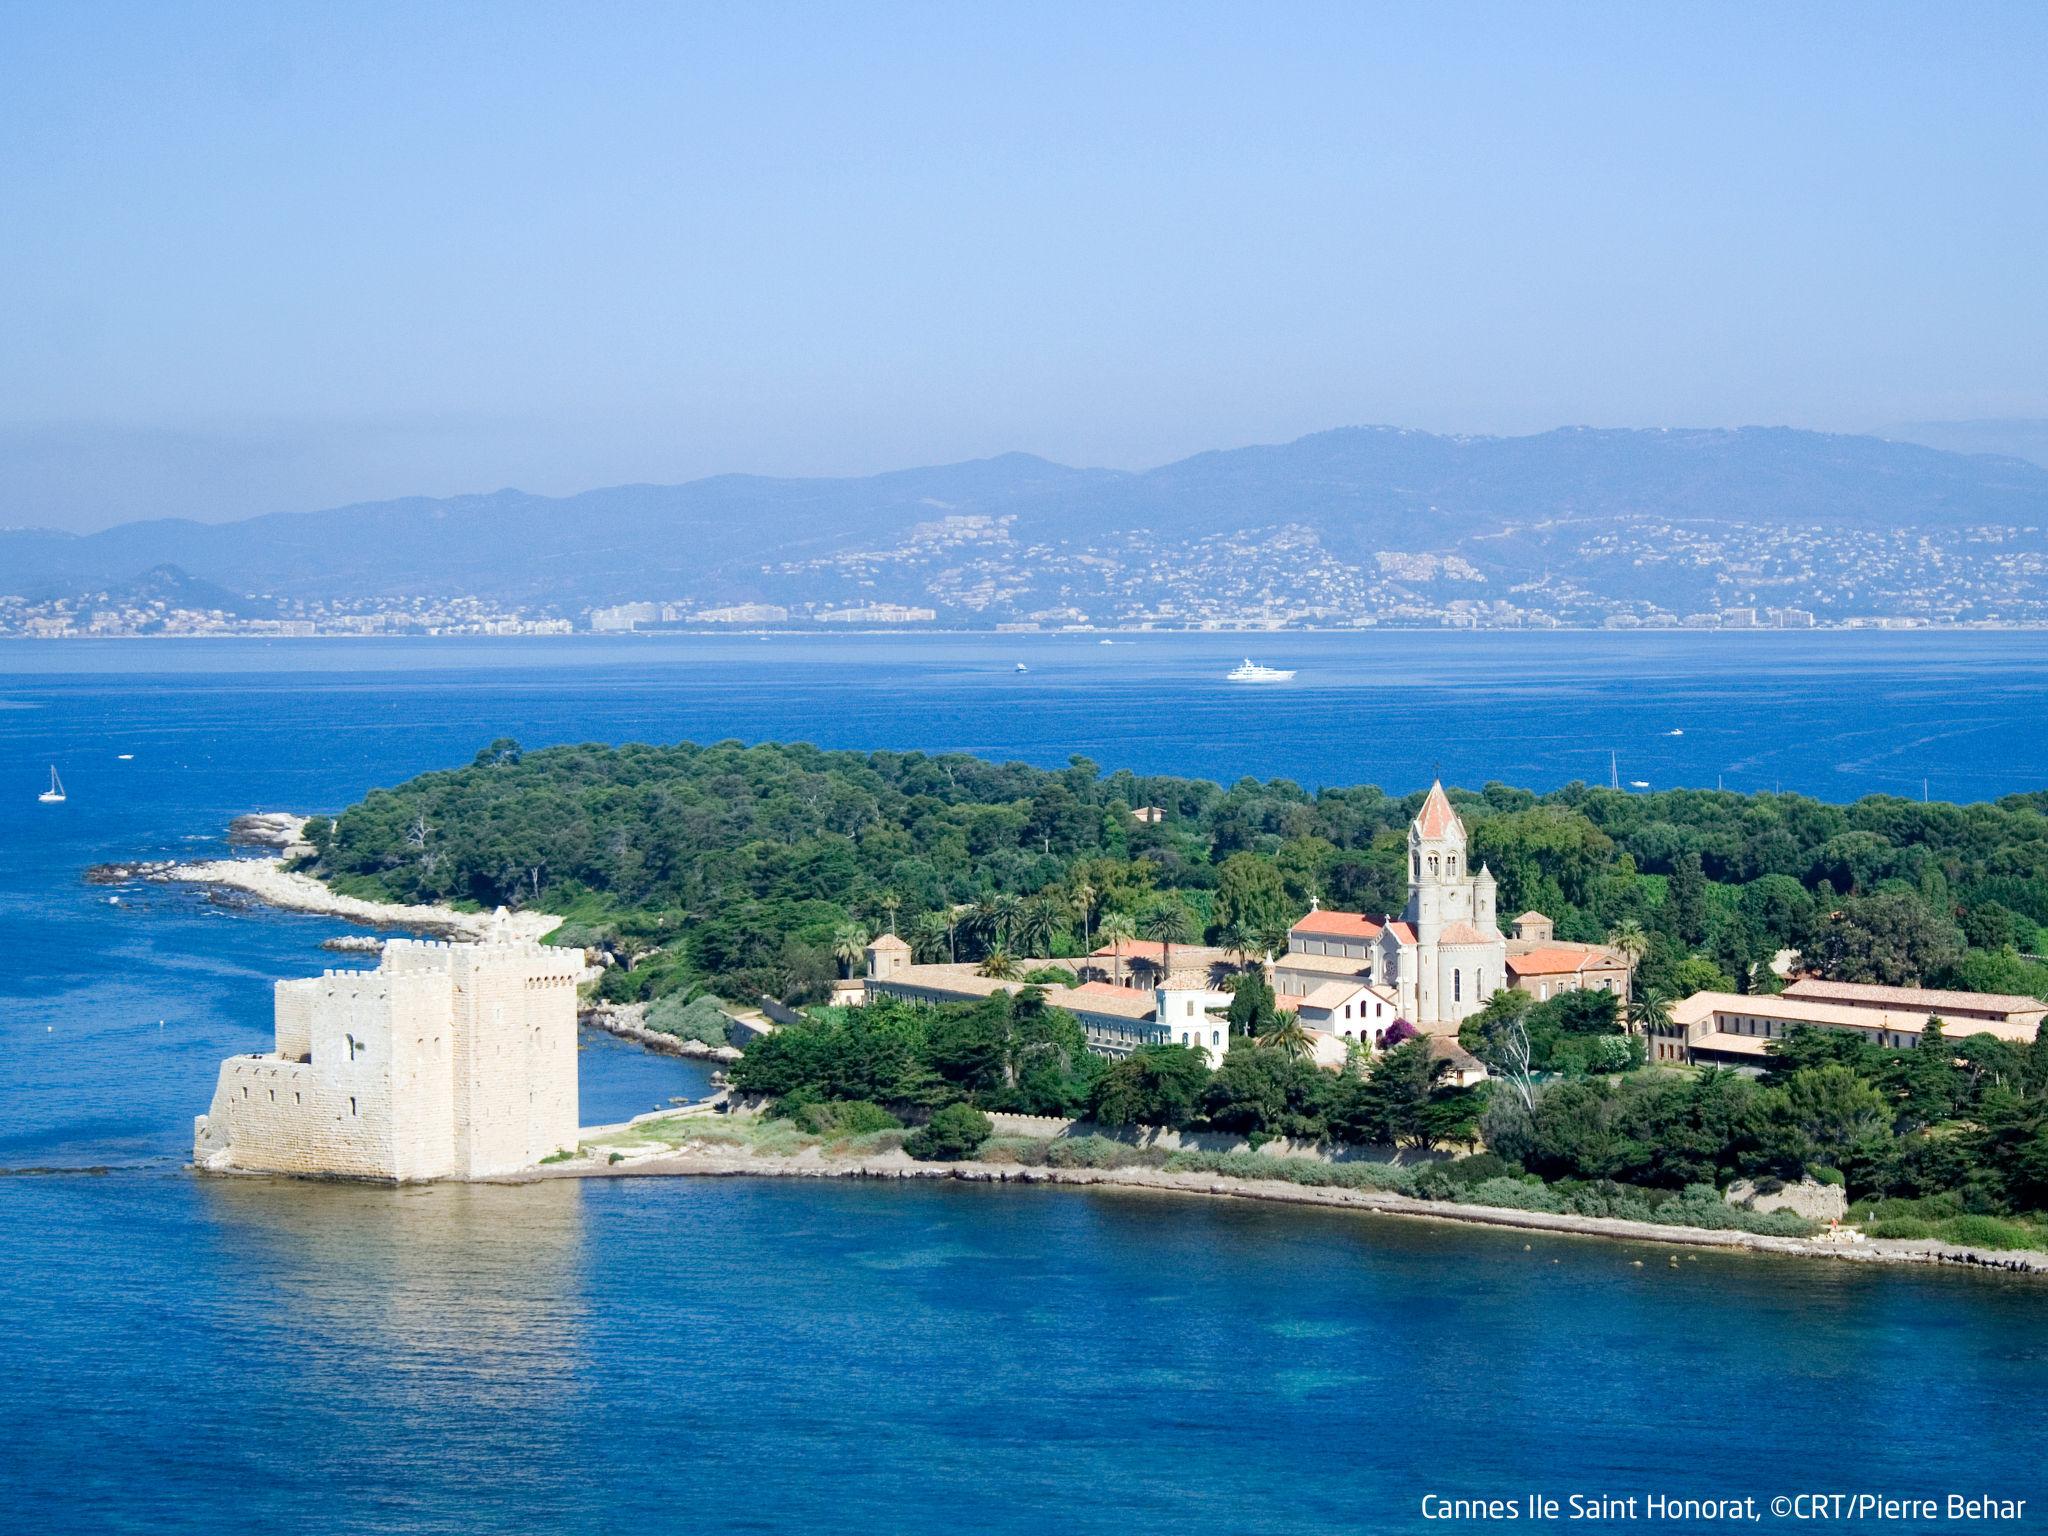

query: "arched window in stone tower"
xmin=1447 ymin=853 xmax=1458 ymax=876
xmin=1453 ymin=969 xmax=1462 ymax=1003
xmin=1428 ymin=854 xmax=1440 ymax=876
xmin=1411 ymin=849 xmax=1420 ymax=879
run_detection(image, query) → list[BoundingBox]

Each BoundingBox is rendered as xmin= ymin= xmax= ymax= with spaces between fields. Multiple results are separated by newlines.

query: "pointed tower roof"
xmin=1414 ymin=779 xmax=1460 ymax=839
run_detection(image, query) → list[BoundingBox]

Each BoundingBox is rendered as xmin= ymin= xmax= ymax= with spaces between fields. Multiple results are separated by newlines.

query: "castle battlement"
xmin=195 ymin=937 xmax=581 ymax=1182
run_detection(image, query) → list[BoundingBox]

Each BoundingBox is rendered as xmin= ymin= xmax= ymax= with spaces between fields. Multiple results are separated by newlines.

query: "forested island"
xmin=301 ymin=737 xmax=2048 ymax=1250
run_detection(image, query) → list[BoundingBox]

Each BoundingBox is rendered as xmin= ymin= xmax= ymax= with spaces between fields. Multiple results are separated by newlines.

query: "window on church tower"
xmin=1429 ymin=855 xmax=1440 ymax=876
xmin=1447 ymin=854 xmax=1458 ymax=876
xmin=1453 ymin=969 xmax=1462 ymax=1002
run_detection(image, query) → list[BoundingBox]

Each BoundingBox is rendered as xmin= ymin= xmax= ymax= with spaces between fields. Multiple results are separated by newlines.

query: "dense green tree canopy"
xmin=305 ymin=738 xmax=2048 ymax=1009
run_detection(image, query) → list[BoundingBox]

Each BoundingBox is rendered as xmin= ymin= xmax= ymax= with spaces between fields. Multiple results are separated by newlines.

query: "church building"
xmin=1375 ymin=780 xmax=1509 ymax=1030
xmin=1277 ymin=781 xmax=1511 ymax=1036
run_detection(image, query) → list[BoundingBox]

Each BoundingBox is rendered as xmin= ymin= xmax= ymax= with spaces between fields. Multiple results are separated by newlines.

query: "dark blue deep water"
xmin=2 ymin=632 xmax=2044 ymax=1534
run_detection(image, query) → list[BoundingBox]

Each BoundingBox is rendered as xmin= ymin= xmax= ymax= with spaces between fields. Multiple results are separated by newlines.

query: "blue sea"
xmin=2 ymin=631 xmax=2044 ymax=1534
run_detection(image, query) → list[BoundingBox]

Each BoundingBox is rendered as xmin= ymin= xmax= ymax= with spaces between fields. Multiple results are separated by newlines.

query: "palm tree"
xmin=967 ymin=896 xmax=1003 ymax=956
xmin=1070 ymin=878 xmax=1097 ymax=945
xmin=1607 ymin=917 xmax=1649 ymax=1006
xmin=831 ymin=920 xmax=869 ymax=980
xmin=1218 ymin=923 xmax=1262 ymax=974
xmin=1098 ymin=911 xmax=1136 ymax=987
xmin=879 ymin=890 xmax=902 ymax=933
xmin=908 ymin=911 xmax=951 ymax=964
xmin=1258 ymin=1013 xmax=1314 ymax=1063
xmin=1628 ymin=987 xmax=1673 ymax=1039
xmin=992 ymin=892 xmax=1025 ymax=952
xmin=977 ymin=948 xmax=1021 ymax=981
xmin=1143 ymin=902 xmax=1196 ymax=985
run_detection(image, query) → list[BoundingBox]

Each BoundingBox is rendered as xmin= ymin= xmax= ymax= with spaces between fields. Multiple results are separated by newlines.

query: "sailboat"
xmin=39 ymin=766 xmax=66 ymax=804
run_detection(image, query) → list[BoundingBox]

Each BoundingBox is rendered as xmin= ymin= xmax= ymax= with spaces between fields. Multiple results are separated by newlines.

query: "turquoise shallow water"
xmin=1 ymin=633 xmax=2044 ymax=1532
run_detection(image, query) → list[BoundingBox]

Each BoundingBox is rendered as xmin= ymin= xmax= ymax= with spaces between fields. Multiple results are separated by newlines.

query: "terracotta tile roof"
xmin=1506 ymin=946 xmax=1619 ymax=977
xmin=1384 ymin=921 xmax=1417 ymax=946
xmin=1289 ymin=909 xmax=1382 ymax=940
xmin=1088 ymin=940 xmax=1229 ymax=966
xmin=1514 ymin=910 xmax=1548 ymax=923
xmin=1274 ymin=993 xmax=1304 ymax=1012
xmin=1273 ymin=952 xmax=1375 ymax=978
xmin=868 ymin=932 xmax=911 ymax=951
xmin=1414 ymin=780 xmax=1461 ymax=839
xmin=1300 ymin=979 xmax=1373 ymax=1010
xmin=1781 ymin=977 xmax=2048 ymax=1018
xmin=1436 ymin=921 xmax=1496 ymax=946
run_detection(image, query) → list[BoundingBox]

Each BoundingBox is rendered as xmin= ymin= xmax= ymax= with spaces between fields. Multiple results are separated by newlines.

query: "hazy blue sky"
xmin=3 ymin=1 xmax=2044 ymax=529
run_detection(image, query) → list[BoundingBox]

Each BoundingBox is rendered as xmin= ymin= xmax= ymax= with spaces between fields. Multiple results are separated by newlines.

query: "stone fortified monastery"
xmin=866 ymin=782 xmax=1626 ymax=1077
xmin=190 ymin=779 xmax=2047 ymax=1181
xmin=193 ymin=928 xmax=582 ymax=1180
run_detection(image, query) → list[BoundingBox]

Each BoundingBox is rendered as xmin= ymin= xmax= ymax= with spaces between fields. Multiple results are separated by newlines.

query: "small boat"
xmin=117 ymin=753 xmax=134 ymax=760
xmin=1630 ymin=779 xmax=1651 ymax=789
xmin=1227 ymin=658 xmax=1296 ymax=683
xmin=1014 ymin=663 xmax=1028 ymax=673
xmin=38 ymin=766 xmax=65 ymax=804
xmin=1665 ymin=729 xmax=1684 ymax=737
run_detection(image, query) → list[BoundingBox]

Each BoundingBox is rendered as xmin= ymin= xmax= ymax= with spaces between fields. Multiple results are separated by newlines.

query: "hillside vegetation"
xmin=304 ymin=736 xmax=2048 ymax=1010
xmin=303 ymin=738 xmax=2048 ymax=1234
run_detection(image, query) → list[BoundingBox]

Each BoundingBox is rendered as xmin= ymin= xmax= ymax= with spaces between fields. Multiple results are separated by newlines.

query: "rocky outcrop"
xmin=1726 ymin=1176 xmax=1848 ymax=1224
xmin=228 ymin=812 xmax=310 ymax=849
xmin=581 ymin=1004 xmax=742 ymax=1062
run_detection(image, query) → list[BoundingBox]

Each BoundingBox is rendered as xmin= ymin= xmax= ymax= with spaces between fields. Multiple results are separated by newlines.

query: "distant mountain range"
xmin=8 ymin=425 xmax=2048 ymax=627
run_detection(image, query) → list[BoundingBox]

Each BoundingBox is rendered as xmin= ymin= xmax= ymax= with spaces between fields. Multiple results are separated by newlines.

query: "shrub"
xmin=645 ymin=992 xmax=733 ymax=1046
xmin=905 ymin=1103 xmax=994 ymax=1161
xmin=1442 ymin=1152 xmax=1516 ymax=1186
xmin=1865 ymin=1216 xmax=1936 ymax=1241
xmin=1046 ymin=1135 xmax=1142 ymax=1169
xmin=1161 ymin=1149 xmax=1414 ymax=1191
xmin=831 ymin=1129 xmax=909 ymax=1158
xmin=1023 ymin=965 xmax=1079 ymax=986
xmin=1458 ymin=1176 xmax=1564 ymax=1213
xmin=1943 ymin=1214 xmax=2041 ymax=1251
xmin=977 ymin=1136 xmax=1053 ymax=1166
xmin=789 ymin=1099 xmax=902 ymax=1137
xmin=1808 ymin=1165 xmax=1845 ymax=1186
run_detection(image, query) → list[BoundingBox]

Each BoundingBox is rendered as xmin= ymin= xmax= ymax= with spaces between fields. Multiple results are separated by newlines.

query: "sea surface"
xmin=1 ymin=632 xmax=2043 ymax=1533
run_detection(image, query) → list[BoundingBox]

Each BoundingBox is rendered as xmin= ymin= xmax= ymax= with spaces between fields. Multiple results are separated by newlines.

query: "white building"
xmin=193 ymin=936 xmax=583 ymax=1181
xmin=590 ymin=601 xmax=660 ymax=632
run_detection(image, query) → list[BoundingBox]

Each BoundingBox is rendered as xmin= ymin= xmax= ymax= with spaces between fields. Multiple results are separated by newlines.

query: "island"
xmin=173 ymin=736 xmax=2048 ymax=1269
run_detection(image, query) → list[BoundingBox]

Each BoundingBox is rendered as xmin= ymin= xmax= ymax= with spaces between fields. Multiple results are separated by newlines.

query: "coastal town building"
xmin=192 ymin=933 xmax=582 ymax=1180
xmin=1651 ymin=981 xmax=2048 ymax=1068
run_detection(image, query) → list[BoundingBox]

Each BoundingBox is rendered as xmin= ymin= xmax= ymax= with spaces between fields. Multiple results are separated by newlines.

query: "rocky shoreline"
xmin=510 ymin=1147 xmax=2048 ymax=1277
xmin=580 ymin=1003 xmax=742 ymax=1063
xmin=92 ymin=852 xmax=560 ymax=945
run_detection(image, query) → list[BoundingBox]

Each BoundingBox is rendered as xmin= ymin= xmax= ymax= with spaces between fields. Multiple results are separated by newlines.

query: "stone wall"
xmin=194 ymin=938 xmax=580 ymax=1181
xmin=984 ymin=1111 xmax=1443 ymax=1165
